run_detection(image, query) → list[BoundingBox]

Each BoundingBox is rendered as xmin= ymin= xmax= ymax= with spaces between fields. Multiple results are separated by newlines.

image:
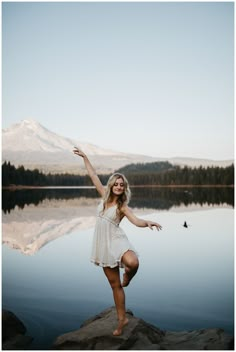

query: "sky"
xmin=2 ymin=1 xmax=234 ymax=160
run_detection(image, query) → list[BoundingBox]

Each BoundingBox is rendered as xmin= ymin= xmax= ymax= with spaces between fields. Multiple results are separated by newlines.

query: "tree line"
xmin=2 ymin=161 xmax=234 ymax=187
xmin=2 ymin=161 xmax=108 ymax=187
xmin=119 ymin=164 xmax=234 ymax=186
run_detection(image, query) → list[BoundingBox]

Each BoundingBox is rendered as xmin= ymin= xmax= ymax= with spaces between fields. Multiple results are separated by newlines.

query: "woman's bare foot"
xmin=113 ymin=317 xmax=129 ymax=336
xmin=121 ymin=272 xmax=130 ymax=287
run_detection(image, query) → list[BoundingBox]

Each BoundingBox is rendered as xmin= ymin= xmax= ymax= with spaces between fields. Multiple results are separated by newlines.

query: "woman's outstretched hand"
xmin=73 ymin=147 xmax=86 ymax=158
xmin=147 ymin=221 xmax=162 ymax=231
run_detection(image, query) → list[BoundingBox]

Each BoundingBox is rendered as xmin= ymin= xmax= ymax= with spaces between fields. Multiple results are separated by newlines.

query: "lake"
xmin=2 ymin=187 xmax=234 ymax=349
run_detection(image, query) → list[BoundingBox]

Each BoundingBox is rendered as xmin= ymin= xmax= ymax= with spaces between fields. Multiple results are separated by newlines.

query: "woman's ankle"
xmin=113 ymin=317 xmax=129 ymax=336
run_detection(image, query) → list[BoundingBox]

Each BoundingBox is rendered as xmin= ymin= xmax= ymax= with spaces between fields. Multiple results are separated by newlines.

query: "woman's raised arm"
xmin=73 ymin=147 xmax=105 ymax=197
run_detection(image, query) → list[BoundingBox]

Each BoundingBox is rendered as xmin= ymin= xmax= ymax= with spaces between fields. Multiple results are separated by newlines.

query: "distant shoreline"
xmin=2 ymin=184 xmax=234 ymax=190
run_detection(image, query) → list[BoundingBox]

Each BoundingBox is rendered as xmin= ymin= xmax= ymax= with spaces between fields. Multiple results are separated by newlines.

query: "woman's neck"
xmin=108 ymin=195 xmax=118 ymax=205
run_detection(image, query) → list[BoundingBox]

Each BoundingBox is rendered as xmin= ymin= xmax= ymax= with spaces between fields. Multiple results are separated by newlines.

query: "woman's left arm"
xmin=121 ymin=206 xmax=162 ymax=231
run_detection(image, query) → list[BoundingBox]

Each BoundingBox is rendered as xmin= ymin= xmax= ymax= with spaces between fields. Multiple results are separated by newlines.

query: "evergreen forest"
xmin=2 ymin=161 xmax=234 ymax=187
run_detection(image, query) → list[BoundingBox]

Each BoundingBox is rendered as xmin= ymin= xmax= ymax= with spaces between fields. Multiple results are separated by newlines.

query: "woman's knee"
xmin=123 ymin=251 xmax=139 ymax=271
xmin=130 ymin=257 xmax=139 ymax=271
xmin=109 ymin=278 xmax=122 ymax=290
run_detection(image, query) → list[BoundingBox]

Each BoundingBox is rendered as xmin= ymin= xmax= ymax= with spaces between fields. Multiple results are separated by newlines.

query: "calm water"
xmin=2 ymin=187 xmax=234 ymax=349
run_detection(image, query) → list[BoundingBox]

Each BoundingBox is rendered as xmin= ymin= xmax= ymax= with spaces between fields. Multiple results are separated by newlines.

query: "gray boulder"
xmin=2 ymin=310 xmax=33 ymax=350
xmin=52 ymin=306 xmax=234 ymax=350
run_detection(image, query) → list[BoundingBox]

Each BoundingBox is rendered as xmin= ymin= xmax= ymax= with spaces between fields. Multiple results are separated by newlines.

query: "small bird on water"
xmin=183 ymin=221 xmax=188 ymax=228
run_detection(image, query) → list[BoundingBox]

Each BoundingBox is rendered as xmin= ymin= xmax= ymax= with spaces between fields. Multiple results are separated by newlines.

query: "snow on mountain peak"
xmin=3 ymin=119 xmax=232 ymax=174
xmin=3 ymin=119 xmax=65 ymax=152
xmin=2 ymin=119 xmax=122 ymax=156
xmin=21 ymin=119 xmax=41 ymax=128
xmin=21 ymin=118 xmax=38 ymax=124
xmin=12 ymin=118 xmax=40 ymax=128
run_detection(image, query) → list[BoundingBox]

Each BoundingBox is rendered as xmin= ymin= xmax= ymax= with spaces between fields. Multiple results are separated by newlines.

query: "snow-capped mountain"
xmin=2 ymin=119 xmax=161 ymax=173
xmin=2 ymin=119 xmax=233 ymax=174
xmin=2 ymin=119 xmax=122 ymax=155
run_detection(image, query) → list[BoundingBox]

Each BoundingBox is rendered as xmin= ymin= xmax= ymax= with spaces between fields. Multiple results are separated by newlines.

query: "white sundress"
xmin=91 ymin=201 xmax=138 ymax=268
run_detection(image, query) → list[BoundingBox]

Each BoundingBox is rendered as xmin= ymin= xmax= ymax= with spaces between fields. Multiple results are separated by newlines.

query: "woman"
xmin=73 ymin=147 xmax=162 ymax=336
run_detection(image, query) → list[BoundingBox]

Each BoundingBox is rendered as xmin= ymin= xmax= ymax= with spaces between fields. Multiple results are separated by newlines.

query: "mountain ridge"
xmin=2 ymin=119 xmax=233 ymax=174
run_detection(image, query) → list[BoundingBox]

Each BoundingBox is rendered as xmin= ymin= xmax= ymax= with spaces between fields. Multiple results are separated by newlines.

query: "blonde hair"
xmin=103 ymin=173 xmax=131 ymax=216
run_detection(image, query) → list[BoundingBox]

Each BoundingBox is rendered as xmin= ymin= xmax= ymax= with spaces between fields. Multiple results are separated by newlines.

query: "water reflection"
xmin=2 ymin=197 xmax=98 ymax=255
xmin=2 ymin=188 xmax=234 ymax=349
xmin=2 ymin=186 xmax=234 ymax=213
xmin=130 ymin=186 xmax=234 ymax=209
xmin=2 ymin=188 xmax=97 ymax=214
xmin=2 ymin=187 xmax=234 ymax=257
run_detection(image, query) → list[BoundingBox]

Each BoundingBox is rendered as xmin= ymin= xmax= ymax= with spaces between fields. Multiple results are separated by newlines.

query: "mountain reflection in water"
xmin=2 ymin=187 xmax=233 ymax=256
xmin=2 ymin=198 xmax=98 ymax=255
xmin=2 ymin=187 xmax=234 ymax=349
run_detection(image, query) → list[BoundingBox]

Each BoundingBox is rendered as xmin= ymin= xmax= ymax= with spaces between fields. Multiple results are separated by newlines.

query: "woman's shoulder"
xmin=120 ymin=203 xmax=130 ymax=214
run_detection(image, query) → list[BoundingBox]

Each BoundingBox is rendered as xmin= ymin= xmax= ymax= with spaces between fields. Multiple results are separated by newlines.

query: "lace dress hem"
xmin=91 ymin=248 xmax=138 ymax=269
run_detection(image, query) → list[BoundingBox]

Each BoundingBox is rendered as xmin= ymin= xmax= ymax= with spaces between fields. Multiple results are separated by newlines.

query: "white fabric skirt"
xmin=91 ymin=204 xmax=138 ymax=268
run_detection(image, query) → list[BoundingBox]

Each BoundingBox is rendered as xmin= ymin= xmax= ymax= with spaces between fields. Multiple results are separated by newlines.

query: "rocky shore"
xmin=52 ymin=307 xmax=234 ymax=350
xmin=2 ymin=307 xmax=234 ymax=350
xmin=2 ymin=310 xmax=33 ymax=350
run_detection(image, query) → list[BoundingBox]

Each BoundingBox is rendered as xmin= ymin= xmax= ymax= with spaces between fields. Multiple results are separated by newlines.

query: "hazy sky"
xmin=2 ymin=2 xmax=234 ymax=160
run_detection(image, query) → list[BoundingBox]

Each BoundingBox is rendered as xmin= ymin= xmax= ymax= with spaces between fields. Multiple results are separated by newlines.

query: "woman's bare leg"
xmin=103 ymin=266 xmax=129 ymax=336
xmin=121 ymin=250 xmax=139 ymax=287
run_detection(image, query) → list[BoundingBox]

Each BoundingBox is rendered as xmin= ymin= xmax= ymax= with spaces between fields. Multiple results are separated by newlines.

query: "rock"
xmin=52 ymin=307 xmax=234 ymax=350
xmin=162 ymin=329 xmax=234 ymax=350
xmin=2 ymin=310 xmax=33 ymax=350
